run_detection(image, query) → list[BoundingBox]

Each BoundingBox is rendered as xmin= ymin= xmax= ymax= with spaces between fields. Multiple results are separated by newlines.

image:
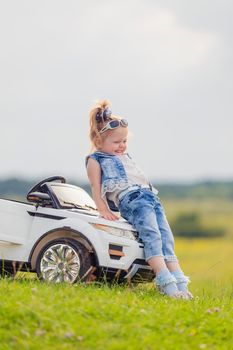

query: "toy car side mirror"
xmin=27 ymin=191 xmax=51 ymax=203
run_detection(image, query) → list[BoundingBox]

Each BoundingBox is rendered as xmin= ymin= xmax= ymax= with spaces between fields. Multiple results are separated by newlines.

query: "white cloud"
xmin=143 ymin=9 xmax=217 ymax=66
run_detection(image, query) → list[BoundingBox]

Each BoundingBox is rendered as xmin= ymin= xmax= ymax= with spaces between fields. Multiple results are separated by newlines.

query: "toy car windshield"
xmin=50 ymin=184 xmax=97 ymax=211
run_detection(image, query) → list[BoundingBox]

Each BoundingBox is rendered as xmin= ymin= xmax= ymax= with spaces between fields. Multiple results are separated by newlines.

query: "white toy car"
xmin=0 ymin=176 xmax=153 ymax=284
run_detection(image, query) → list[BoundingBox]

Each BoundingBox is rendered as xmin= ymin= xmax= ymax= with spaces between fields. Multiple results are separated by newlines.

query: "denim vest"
xmin=86 ymin=151 xmax=131 ymax=197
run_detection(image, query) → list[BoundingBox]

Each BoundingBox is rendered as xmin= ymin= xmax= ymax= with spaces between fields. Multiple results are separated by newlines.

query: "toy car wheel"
xmin=36 ymin=239 xmax=92 ymax=284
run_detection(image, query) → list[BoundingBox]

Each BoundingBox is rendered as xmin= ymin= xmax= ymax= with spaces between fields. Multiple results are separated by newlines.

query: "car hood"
xmin=66 ymin=208 xmax=136 ymax=232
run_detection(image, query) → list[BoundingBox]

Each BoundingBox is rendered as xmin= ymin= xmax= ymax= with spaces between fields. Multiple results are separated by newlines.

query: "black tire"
xmin=0 ymin=267 xmax=14 ymax=278
xmin=36 ymin=239 xmax=93 ymax=284
xmin=0 ymin=261 xmax=20 ymax=278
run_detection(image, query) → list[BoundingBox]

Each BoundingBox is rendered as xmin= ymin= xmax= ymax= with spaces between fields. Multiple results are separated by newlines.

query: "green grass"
xmin=1 ymin=237 xmax=233 ymax=350
xmin=1 ymin=199 xmax=233 ymax=349
xmin=0 ymin=279 xmax=232 ymax=350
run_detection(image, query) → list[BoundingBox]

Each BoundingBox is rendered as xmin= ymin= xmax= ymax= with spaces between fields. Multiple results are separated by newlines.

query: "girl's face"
xmin=98 ymin=127 xmax=128 ymax=155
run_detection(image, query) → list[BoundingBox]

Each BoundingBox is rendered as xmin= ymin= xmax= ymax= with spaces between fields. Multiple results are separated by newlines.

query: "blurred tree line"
xmin=1 ymin=178 xmax=233 ymax=199
xmin=171 ymin=212 xmax=225 ymax=239
xmin=155 ymin=181 xmax=233 ymax=200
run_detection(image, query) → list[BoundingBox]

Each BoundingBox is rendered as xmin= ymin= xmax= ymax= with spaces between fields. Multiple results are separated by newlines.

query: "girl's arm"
xmin=86 ymin=158 xmax=119 ymax=221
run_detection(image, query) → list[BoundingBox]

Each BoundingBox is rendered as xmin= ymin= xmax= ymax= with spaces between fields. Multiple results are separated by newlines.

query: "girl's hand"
xmin=99 ymin=209 xmax=119 ymax=221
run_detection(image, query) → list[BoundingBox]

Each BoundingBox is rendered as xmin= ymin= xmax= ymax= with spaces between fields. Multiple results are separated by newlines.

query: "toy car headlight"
xmin=91 ymin=224 xmax=136 ymax=240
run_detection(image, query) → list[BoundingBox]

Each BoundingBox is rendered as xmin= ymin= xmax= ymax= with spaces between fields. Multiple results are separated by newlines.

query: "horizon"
xmin=1 ymin=175 xmax=233 ymax=185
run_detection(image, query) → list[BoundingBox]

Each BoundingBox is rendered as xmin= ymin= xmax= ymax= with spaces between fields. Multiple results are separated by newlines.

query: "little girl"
xmin=86 ymin=100 xmax=193 ymax=299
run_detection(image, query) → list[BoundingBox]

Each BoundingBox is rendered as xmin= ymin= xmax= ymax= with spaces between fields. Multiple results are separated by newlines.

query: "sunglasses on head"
xmin=99 ymin=119 xmax=128 ymax=134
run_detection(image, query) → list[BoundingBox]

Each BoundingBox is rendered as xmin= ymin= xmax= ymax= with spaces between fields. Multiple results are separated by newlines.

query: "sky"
xmin=0 ymin=0 xmax=232 ymax=183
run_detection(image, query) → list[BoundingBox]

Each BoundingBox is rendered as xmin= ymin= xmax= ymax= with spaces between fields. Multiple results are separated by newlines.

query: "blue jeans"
xmin=119 ymin=188 xmax=178 ymax=262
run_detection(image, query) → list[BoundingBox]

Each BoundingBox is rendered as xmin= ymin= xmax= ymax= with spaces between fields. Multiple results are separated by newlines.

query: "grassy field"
xmin=0 ymin=237 xmax=233 ymax=350
xmin=0 ymin=199 xmax=233 ymax=349
xmin=163 ymin=198 xmax=233 ymax=239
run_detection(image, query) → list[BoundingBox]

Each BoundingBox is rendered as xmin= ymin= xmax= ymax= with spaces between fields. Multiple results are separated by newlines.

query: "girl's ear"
xmin=95 ymin=136 xmax=102 ymax=148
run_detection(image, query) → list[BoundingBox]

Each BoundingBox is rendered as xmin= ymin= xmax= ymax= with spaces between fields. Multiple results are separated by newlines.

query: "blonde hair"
xmin=89 ymin=99 xmax=121 ymax=150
